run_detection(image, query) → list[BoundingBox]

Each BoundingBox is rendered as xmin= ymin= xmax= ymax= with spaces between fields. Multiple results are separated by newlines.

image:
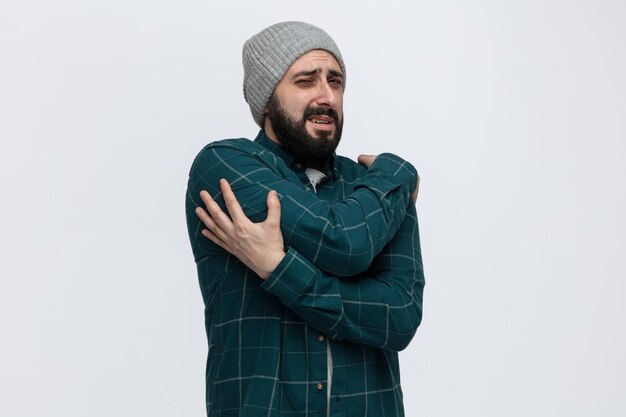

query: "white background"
xmin=1 ymin=1 xmax=625 ymax=416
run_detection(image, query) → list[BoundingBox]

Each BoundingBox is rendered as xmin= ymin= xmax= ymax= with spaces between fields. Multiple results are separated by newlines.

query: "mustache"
xmin=303 ymin=106 xmax=339 ymax=122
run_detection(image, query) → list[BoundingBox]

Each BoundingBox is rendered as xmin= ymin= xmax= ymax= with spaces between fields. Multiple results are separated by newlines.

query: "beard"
xmin=266 ymin=94 xmax=343 ymax=169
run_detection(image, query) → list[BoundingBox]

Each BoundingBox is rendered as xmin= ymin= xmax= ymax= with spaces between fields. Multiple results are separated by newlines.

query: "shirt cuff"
xmin=260 ymin=247 xmax=317 ymax=306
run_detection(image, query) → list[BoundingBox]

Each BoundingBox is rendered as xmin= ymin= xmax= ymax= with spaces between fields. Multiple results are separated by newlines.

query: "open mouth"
xmin=308 ymin=115 xmax=334 ymax=126
xmin=304 ymin=107 xmax=339 ymax=133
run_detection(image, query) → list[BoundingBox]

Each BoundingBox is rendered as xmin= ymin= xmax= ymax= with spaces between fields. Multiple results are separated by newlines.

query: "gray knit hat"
xmin=242 ymin=21 xmax=346 ymax=127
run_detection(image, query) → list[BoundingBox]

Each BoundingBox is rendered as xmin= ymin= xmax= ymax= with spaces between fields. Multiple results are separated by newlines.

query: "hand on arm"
xmin=187 ymin=142 xmax=418 ymax=276
xmin=359 ymin=153 xmax=420 ymax=203
xmin=195 ymin=179 xmax=285 ymax=280
xmin=357 ymin=154 xmax=377 ymax=168
xmin=196 ymin=181 xmax=425 ymax=351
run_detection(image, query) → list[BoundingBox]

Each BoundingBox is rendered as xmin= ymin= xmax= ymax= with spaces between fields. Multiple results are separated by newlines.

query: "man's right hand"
xmin=358 ymin=153 xmax=420 ymax=203
xmin=195 ymin=179 xmax=286 ymax=280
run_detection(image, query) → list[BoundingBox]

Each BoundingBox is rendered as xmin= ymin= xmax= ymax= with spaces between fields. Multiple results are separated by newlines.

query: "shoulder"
xmin=189 ymin=137 xmax=286 ymax=179
xmin=194 ymin=137 xmax=263 ymax=159
xmin=334 ymin=154 xmax=366 ymax=180
xmin=191 ymin=138 xmax=275 ymax=167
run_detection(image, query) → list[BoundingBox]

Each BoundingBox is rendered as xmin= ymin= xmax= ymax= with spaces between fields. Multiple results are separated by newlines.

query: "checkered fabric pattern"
xmin=186 ymin=131 xmax=425 ymax=417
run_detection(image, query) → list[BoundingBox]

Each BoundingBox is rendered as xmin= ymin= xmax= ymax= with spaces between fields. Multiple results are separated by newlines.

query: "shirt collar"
xmin=254 ymin=130 xmax=338 ymax=180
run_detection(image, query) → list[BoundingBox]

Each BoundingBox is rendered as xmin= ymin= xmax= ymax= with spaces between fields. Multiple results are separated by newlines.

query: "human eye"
xmin=329 ymin=78 xmax=343 ymax=87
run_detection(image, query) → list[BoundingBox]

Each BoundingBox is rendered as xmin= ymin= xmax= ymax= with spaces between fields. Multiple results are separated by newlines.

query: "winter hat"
xmin=242 ymin=21 xmax=346 ymax=127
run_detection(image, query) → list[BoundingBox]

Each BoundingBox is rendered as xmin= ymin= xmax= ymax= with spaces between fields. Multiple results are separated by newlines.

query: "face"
xmin=264 ymin=50 xmax=344 ymax=168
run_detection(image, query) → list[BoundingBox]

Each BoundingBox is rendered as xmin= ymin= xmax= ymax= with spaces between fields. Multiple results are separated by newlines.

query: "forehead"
xmin=285 ymin=49 xmax=342 ymax=75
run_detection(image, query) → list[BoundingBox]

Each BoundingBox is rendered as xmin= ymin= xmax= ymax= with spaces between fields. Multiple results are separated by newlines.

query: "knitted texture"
xmin=242 ymin=21 xmax=346 ymax=127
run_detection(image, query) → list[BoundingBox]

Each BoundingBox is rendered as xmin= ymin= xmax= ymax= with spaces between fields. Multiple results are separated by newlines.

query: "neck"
xmin=264 ymin=119 xmax=281 ymax=145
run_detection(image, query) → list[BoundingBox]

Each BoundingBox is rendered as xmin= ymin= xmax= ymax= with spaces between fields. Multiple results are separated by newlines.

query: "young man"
xmin=186 ymin=21 xmax=425 ymax=417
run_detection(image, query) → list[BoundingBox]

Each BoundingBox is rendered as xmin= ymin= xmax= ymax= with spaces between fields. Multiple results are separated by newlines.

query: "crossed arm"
xmin=195 ymin=152 xmax=419 ymax=279
xmin=186 ymin=141 xmax=418 ymax=277
xmin=195 ymin=170 xmax=424 ymax=351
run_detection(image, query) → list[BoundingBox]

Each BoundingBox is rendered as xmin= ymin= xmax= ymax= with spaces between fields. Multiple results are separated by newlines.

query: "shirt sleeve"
xmin=186 ymin=140 xmax=418 ymax=277
xmin=259 ymin=203 xmax=425 ymax=352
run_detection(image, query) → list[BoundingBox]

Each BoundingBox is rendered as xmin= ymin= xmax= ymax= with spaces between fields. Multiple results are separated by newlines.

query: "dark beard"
xmin=267 ymin=94 xmax=343 ymax=169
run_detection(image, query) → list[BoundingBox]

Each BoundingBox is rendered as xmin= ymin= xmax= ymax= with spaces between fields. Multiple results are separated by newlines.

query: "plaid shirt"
xmin=186 ymin=131 xmax=425 ymax=417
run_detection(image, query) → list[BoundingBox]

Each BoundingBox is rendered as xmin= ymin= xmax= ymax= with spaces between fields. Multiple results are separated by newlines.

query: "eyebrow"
xmin=290 ymin=68 xmax=344 ymax=80
xmin=329 ymin=69 xmax=343 ymax=79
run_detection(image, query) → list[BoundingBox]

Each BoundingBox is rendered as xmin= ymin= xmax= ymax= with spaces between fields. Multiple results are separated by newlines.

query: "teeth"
xmin=311 ymin=119 xmax=330 ymax=124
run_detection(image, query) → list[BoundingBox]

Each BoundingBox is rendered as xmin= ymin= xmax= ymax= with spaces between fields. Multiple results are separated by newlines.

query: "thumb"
xmin=265 ymin=190 xmax=281 ymax=227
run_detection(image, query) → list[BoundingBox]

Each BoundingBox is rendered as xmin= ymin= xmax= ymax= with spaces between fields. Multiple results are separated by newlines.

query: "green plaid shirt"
xmin=186 ymin=131 xmax=425 ymax=417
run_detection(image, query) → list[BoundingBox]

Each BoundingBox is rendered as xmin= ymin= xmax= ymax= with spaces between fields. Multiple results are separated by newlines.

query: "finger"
xmin=201 ymin=227 xmax=229 ymax=251
xmin=199 ymin=189 xmax=216 ymax=208
xmin=196 ymin=207 xmax=230 ymax=242
xmin=412 ymin=175 xmax=420 ymax=203
xmin=199 ymin=189 xmax=235 ymax=232
xmin=199 ymin=190 xmax=224 ymax=218
xmin=195 ymin=205 xmax=213 ymax=227
xmin=219 ymin=179 xmax=248 ymax=223
xmin=265 ymin=190 xmax=281 ymax=228
xmin=357 ymin=154 xmax=377 ymax=168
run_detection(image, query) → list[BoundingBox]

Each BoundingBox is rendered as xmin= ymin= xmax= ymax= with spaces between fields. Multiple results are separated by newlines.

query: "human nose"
xmin=314 ymin=79 xmax=337 ymax=107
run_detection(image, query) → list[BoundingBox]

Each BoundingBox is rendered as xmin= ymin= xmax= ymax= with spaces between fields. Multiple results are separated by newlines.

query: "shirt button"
xmin=318 ymin=335 xmax=325 ymax=342
xmin=317 ymin=382 xmax=324 ymax=391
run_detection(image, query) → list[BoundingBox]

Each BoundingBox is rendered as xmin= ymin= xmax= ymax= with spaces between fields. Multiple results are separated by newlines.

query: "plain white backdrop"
xmin=1 ymin=1 xmax=625 ymax=416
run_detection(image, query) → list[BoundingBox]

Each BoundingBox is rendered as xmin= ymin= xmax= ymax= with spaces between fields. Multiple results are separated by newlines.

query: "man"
xmin=186 ymin=21 xmax=425 ymax=417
